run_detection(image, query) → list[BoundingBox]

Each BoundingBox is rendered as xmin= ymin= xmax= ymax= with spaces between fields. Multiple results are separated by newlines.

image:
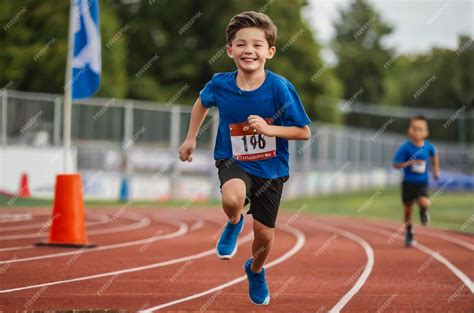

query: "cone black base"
xmin=35 ymin=242 xmax=97 ymax=248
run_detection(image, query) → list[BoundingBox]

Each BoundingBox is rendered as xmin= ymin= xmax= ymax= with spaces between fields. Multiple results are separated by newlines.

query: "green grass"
xmin=281 ymin=187 xmax=473 ymax=233
xmin=1 ymin=187 xmax=472 ymax=233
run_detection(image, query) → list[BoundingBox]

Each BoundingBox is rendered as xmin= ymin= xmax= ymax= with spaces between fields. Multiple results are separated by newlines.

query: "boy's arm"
xmin=431 ymin=155 xmax=440 ymax=180
xmin=247 ymin=115 xmax=311 ymax=140
xmin=178 ymin=97 xmax=209 ymax=162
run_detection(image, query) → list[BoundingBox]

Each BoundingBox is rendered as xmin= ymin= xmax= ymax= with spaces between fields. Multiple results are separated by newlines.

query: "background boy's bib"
xmin=412 ymin=160 xmax=426 ymax=173
xmin=229 ymin=118 xmax=276 ymax=161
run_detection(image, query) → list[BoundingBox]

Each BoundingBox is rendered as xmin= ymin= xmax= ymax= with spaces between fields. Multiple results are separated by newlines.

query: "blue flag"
xmin=71 ymin=0 xmax=101 ymax=99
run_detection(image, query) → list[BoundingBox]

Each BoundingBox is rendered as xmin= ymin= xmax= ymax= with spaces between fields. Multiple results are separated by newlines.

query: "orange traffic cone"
xmin=18 ymin=173 xmax=31 ymax=198
xmin=36 ymin=174 xmax=96 ymax=248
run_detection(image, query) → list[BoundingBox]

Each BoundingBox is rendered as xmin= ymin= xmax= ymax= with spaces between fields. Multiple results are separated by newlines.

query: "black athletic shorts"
xmin=402 ymin=182 xmax=428 ymax=204
xmin=215 ymin=159 xmax=289 ymax=228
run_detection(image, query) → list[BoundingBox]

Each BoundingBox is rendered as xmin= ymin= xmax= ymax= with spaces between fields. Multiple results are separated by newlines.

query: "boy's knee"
xmin=254 ymin=227 xmax=274 ymax=243
xmin=222 ymin=192 xmax=245 ymax=211
xmin=418 ymin=197 xmax=430 ymax=207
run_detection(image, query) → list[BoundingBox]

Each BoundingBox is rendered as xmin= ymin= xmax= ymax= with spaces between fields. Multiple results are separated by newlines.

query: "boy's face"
xmin=408 ymin=119 xmax=429 ymax=141
xmin=226 ymin=27 xmax=276 ymax=73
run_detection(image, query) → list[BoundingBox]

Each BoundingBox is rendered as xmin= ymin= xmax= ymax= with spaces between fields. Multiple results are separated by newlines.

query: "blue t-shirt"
xmin=200 ymin=70 xmax=311 ymax=179
xmin=393 ymin=140 xmax=437 ymax=184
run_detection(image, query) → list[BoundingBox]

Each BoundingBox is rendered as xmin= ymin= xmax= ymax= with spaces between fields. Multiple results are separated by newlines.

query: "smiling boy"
xmin=178 ymin=11 xmax=311 ymax=305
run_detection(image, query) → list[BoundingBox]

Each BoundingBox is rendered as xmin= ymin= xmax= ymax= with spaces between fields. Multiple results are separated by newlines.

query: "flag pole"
xmin=63 ymin=0 xmax=76 ymax=173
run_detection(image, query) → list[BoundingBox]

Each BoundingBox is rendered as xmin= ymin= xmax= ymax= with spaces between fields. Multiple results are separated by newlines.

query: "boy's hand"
xmin=433 ymin=171 xmax=440 ymax=181
xmin=248 ymin=115 xmax=272 ymax=136
xmin=179 ymin=138 xmax=196 ymax=162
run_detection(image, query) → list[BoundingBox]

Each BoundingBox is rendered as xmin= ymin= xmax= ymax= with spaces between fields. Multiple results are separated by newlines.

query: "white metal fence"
xmin=1 ymin=90 xmax=472 ymax=199
xmin=2 ymin=90 xmax=471 ymax=170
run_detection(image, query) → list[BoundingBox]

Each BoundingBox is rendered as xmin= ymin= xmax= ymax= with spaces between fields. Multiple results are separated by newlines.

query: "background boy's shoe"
xmin=216 ymin=214 xmax=244 ymax=259
xmin=244 ymin=258 xmax=270 ymax=305
xmin=420 ymin=208 xmax=430 ymax=226
xmin=405 ymin=229 xmax=416 ymax=247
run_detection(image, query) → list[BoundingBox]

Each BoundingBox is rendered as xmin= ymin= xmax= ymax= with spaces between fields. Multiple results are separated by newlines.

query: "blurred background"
xmin=0 ymin=0 xmax=472 ymax=230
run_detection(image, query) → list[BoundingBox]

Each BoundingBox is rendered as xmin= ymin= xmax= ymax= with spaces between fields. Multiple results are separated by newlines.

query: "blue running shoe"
xmin=244 ymin=258 xmax=270 ymax=305
xmin=216 ymin=214 xmax=244 ymax=259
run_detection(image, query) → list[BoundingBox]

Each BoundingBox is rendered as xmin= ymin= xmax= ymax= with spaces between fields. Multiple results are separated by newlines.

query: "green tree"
xmin=332 ymin=0 xmax=393 ymax=103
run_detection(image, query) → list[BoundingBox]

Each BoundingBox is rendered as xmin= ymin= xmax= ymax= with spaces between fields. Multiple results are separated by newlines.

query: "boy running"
xmin=178 ymin=11 xmax=311 ymax=305
xmin=393 ymin=115 xmax=440 ymax=247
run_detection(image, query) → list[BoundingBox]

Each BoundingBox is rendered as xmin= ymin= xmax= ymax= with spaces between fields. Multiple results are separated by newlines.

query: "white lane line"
xmin=0 ymin=213 xmax=32 ymax=223
xmin=0 ymin=217 xmax=191 ymax=265
xmin=139 ymin=223 xmax=305 ymax=312
xmin=0 ymin=214 xmax=150 ymax=241
xmin=0 ymin=215 xmax=110 ymax=252
xmin=0 ymin=225 xmax=254 ymax=293
xmin=309 ymin=221 xmax=374 ymax=313
xmin=0 ymin=214 xmax=109 ymax=232
xmin=363 ymin=221 xmax=474 ymax=251
xmin=190 ymin=218 xmax=205 ymax=231
xmin=0 ymin=245 xmax=32 ymax=252
xmin=333 ymin=220 xmax=474 ymax=294
xmin=416 ymin=243 xmax=474 ymax=293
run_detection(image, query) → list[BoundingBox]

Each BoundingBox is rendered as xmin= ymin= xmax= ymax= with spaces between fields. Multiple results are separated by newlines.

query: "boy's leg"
xmin=404 ymin=202 xmax=413 ymax=225
xmin=221 ymin=178 xmax=246 ymax=224
xmin=404 ymin=202 xmax=415 ymax=247
xmin=417 ymin=196 xmax=431 ymax=226
xmin=243 ymin=175 xmax=286 ymax=305
xmin=250 ymin=219 xmax=275 ymax=273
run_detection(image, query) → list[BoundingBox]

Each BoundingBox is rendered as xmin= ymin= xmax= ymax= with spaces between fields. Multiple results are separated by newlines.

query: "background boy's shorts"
xmin=402 ymin=182 xmax=428 ymax=204
xmin=215 ymin=159 xmax=288 ymax=228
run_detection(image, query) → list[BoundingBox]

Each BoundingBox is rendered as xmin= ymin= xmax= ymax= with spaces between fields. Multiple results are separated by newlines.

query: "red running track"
xmin=0 ymin=208 xmax=472 ymax=312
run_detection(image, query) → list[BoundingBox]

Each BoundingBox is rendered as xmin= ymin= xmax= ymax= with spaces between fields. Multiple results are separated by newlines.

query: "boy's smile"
xmin=226 ymin=27 xmax=275 ymax=74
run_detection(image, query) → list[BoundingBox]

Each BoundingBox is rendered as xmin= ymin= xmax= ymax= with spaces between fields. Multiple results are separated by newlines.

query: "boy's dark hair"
xmin=409 ymin=115 xmax=428 ymax=127
xmin=226 ymin=11 xmax=277 ymax=47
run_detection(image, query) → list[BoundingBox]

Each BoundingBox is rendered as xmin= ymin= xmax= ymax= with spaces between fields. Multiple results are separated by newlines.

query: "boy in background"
xmin=179 ymin=11 xmax=311 ymax=305
xmin=393 ymin=115 xmax=439 ymax=247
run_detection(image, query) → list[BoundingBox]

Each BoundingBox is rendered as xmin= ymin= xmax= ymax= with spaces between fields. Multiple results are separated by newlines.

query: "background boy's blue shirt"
xmin=199 ymin=70 xmax=311 ymax=179
xmin=393 ymin=140 xmax=437 ymax=184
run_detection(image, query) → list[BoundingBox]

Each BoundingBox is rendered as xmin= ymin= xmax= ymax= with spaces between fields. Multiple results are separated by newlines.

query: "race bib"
xmin=412 ymin=160 xmax=426 ymax=173
xmin=229 ymin=118 xmax=276 ymax=161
